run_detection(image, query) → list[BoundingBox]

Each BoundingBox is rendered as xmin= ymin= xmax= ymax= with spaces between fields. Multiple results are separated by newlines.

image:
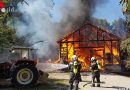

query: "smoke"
xmin=15 ymin=0 xmax=56 ymax=58
xmin=56 ymin=0 xmax=106 ymax=38
xmin=14 ymin=0 xmax=106 ymax=60
xmin=37 ymin=63 xmax=68 ymax=72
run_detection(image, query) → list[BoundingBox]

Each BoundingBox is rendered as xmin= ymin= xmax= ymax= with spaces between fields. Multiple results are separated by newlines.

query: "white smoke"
xmin=15 ymin=0 xmax=57 ymax=58
xmin=14 ymin=0 xmax=106 ymax=60
xmin=37 ymin=63 xmax=68 ymax=72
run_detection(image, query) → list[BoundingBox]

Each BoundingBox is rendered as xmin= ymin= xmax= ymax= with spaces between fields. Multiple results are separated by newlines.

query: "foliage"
xmin=0 ymin=26 xmax=16 ymax=46
xmin=0 ymin=26 xmax=32 ymax=53
xmin=92 ymin=18 xmax=127 ymax=37
xmin=0 ymin=12 xmax=30 ymax=53
xmin=121 ymin=38 xmax=130 ymax=50
xmin=119 ymin=0 xmax=130 ymax=70
xmin=0 ymin=0 xmax=30 ymax=52
xmin=112 ymin=18 xmax=127 ymax=37
xmin=120 ymin=0 xmax=130 ymax=14
xmin=121 ymin=38 xmax=130 ymax=70
xmin=92 ymin=18 xmax=111 ymax=30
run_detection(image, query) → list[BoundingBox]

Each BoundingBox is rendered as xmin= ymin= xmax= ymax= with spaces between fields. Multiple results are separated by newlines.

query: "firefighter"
xmin=72 ymin=55 xmax=82 ymax=81
xmin=68 ymin=60 xmax=81 ymax=90
xmin=90 ymin=57 xmax=101 ymax=87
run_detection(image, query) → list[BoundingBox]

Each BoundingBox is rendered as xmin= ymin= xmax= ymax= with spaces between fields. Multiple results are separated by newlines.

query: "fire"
xmin=57 ymin=24 xmax=120 ymax=71
xmin=67 ymin=42 xmax=90 ymax=70
xmin=58 ymin=38 xmax=120 ymax=71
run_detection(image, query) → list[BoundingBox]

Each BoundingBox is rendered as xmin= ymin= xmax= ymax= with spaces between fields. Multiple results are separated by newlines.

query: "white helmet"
xmin=91 ymin=57 xmax=96 ymax=62
xmin=72 ymin=55 xmax=78 ymax=61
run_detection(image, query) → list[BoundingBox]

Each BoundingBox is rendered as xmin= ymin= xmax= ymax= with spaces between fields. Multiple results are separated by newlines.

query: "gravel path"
xmin=49 ymin=72 xmax=130 ymax=90
xmin=0 ymin=72 xmax=130 ymax=90
xmin=80 ymin=73 xmax=130 ymax=90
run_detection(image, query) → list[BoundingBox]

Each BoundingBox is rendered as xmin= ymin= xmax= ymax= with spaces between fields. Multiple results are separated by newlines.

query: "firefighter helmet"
xmin=72 ymin=55 xmax=78 ymax=61
xmin=91 ymin=57 xmax=96 ymax=62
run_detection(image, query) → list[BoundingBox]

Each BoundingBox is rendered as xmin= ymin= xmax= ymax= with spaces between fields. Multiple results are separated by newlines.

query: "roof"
xmin=58 ymin=23 xmax=121 ymax=43
xmin=11 ymin=46 xmax=34 ymax=50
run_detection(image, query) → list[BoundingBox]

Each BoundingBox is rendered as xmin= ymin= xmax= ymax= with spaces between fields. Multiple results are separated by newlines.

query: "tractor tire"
xmin=11 ymin=64 xmax=39 ymax=87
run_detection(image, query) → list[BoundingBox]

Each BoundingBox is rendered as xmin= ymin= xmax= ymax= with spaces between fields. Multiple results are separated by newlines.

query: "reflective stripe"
xmin=73 ymin=66 xmax=78 ymax=74
xmin=98 ymin=64 xmax=101 ymax=70
xmin=93 ymin=70 xmax=99 ymax=72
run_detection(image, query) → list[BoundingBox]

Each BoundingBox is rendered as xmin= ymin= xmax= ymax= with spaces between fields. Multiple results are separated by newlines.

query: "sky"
xmin=53 ymin=0 xmax=125 ymax=24
xmin=52 ymin=0 xmax=64 ymax=22
xmin=93 ymin=0 xmax=125 ymax=23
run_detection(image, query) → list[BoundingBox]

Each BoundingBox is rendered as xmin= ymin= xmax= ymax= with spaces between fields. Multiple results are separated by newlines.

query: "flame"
xmin=57 ymin=28 xmax=120 ymax=71
xmin=58 ymin=39 xmax=120 ymax=71
xmin=63 ymin=37 xmax=91 ymax=70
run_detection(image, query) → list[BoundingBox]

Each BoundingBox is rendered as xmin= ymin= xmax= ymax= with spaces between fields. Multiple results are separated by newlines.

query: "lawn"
xmin=0 ymin=78 xmax=69 ymax=90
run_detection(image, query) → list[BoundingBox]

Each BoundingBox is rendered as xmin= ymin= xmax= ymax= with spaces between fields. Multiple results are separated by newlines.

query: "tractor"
xmin=0 ymin=46 xmax=46 ymax=87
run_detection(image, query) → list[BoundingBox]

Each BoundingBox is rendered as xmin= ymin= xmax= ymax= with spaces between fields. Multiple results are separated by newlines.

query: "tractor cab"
xmin=9 ymin=46 xmax=38 ymax=66
xmin=9 ymin=46 xmax=37 ymax=60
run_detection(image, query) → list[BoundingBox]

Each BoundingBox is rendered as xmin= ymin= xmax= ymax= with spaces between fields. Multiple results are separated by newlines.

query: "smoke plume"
xmin=14 ymin=0 xmax=105 ymax=60
xmin=56 ymin=0 xmax=106 ymax=38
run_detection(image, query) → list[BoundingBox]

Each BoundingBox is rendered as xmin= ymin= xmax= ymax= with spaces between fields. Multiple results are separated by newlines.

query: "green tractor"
xmin=0 ymin=46 xmax=46 ymax=87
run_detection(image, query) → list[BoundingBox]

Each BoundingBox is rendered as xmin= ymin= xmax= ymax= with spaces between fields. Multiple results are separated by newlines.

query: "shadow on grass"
xmin=113 ymin=72 xmax=130 ymax=77
xmin=81 ymin=80 xmax=105 ymax=84
xmin=0 ymin=79 xmax=69 ymax=90
xmin=82 ymin=80 xmax=106 ymax=88
xmin=100 ymin=86 xmax=129 ymax=90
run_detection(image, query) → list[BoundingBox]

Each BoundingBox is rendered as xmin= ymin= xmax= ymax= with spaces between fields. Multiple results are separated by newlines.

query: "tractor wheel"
xmin=11 ymin=64 xmax=39 ymax=87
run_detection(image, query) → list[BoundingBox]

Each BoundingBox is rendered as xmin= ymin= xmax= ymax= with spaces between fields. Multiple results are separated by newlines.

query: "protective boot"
xmin=69 ymin=83 xmax=73 ymax=90
xmin=92 ymin=79 xmax=95 ymax=87
xmin=74 ymin=83 xmax=78 ymax=90
xmin=92 ymin=83 xmax=95 ymax=87
xmin=97 ymin=83 xmax=100 ymax=87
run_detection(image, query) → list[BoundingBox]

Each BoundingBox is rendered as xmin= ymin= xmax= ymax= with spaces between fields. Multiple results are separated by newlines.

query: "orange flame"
xmin=57 ymin=31 xmax=120 ymax=71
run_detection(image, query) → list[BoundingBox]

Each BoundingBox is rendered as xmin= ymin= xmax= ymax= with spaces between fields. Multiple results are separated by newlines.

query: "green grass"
xmin=0 ymin=79 xmax=69 ymax=90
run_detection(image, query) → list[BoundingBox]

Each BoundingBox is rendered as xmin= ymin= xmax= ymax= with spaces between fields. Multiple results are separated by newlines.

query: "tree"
xmin=92 ymin=18 xmax=111 ymax=30
xmin=0 ymin=0 xmax=31 ymax=53
xmin=120 ymin=0 xmax=130 ymax=14
xmin=120 ymin=0 xmax=130 ymax=71
xmin=0 ymin=26 xmax=16 ymax=52
xmin=112 ymin=18 xmax=127 ymax=37
xmin=0 ymin=25 xmax=32 ymax=53
xmin=92 ymin=17 xmax=127 ymax=37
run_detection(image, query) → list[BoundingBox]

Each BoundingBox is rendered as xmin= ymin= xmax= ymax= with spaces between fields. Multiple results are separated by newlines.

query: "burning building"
xmin=58 ymin=23 xmax=121 ymax=70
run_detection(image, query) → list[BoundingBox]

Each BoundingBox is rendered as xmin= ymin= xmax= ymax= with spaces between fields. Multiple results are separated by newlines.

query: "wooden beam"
xmin=67 ymin=42 xmax=68 ymax=60
xmin=74 ymin=46 xmax=104 ymax=48
xmin=60 ymin=40 xmax=119 ymax=43
xmin=110 ymin=40 xmax=113 ymax=64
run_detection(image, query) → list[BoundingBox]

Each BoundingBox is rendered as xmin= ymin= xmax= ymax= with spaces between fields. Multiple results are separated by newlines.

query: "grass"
xmin=0 ymin=79 xmax=69 ymax=90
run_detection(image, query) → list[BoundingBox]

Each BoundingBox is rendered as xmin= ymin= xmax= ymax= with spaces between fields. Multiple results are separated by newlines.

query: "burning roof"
xmin=58 ymin=23 xmax=120 ymax=43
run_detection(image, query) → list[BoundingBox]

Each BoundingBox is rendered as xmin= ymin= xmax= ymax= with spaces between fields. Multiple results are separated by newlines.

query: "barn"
xmin=58 ymin=23 xmax=121 ymax=70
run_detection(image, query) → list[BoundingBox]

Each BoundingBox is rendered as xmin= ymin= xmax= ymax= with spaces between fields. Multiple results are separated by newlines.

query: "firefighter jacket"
xmin=68 ymin=62 xmax=81 ymax=75
xmin=90 ymin=62 xmax=101 ymax=73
